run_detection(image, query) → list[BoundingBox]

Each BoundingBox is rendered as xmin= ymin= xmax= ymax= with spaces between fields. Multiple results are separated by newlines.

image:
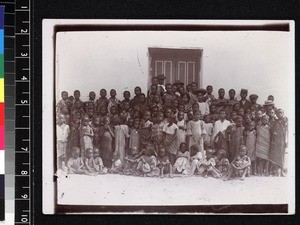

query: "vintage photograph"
xmin=43 ymin=20 xmax=295 ymax=214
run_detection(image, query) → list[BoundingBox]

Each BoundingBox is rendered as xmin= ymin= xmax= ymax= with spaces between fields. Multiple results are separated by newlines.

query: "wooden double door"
xmin=148 ymin=47 xmax=202 ymax=87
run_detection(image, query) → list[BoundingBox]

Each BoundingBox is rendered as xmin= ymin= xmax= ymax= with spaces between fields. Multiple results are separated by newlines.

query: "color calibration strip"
xmin=0 ymin=5 xmax=5 ymax=221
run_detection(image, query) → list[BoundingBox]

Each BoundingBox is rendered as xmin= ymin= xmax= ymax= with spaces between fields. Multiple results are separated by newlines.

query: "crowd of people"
xmin=56 ymin=74 xmax=288 ymax=180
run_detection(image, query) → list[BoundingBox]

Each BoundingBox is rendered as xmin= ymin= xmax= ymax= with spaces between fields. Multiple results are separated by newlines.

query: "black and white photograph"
xmin=42 ymin=20 xmax=295 ymax=214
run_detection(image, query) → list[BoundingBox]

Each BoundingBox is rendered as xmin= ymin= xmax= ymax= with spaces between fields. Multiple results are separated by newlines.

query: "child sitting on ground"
xmin=173 ymin=142 xmax=191 ymax=175
xmin=123 ymin=147 xmax=141 ymax=176
xmin=84 ymin=148 xmax=98 ymax=175
xmin=67 ymin=147 xmax=85 ymax=174
xmin=156 ymin=147 xmax=173 ymax=178
xmin=199 ymin=148 xmax=222 ymax=178
xmin=215 ymin=149 xmax=230 ymax=177
xmin=224 ymin=145 xmax=251 ymax=181
xmin=136 ymin=145 xmax=160 ymax=177
xmin=189 ymin=144 xmax=205 ymax=175
xmin=93 ymin=148 xmax=107 ymax=174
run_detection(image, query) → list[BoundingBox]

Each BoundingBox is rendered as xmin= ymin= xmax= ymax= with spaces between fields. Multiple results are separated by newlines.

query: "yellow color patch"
xmin=0 ymin=78 xmax=3 ymax=102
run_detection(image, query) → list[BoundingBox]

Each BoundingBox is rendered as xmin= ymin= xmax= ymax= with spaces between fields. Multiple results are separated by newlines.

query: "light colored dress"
xmin=186 ymin=120 xmax=207 ymax=151
xmin=197 ymin=102 xmax=210 ymax=115
xmin=203 ymin=122 xmax=213 ymax=145
xmin=114 ymin=125 xmax=130 ymax=165
xmin=56 ymin=123 xmax=70 ymax=158
xmin=173 ymin=151 xmax=191 ymax=173
xmin=176 ymin=119 xmax=187 ymax=147
xmin=80 ymin=125 xmax=94 ymax=157
xmin=129 ymin=129 xmax=140 ymax=150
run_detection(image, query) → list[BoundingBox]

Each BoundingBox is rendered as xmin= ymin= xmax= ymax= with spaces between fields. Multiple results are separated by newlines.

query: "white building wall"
xmin=56 ymin=30 xmax=293 ymax=111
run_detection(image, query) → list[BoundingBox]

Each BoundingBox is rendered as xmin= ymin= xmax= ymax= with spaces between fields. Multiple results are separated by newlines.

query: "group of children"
xmin=56 ymin=75 xmax=288 ymax=180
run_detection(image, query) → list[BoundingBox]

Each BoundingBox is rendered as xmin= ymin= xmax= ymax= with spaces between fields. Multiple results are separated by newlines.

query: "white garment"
xmin=212 ymin=119 xmax=231 ymax=140
xmin=197 ymin=102 xmax=210 ymax=115
xmin=57 ymin=124 xmax=70 ymax=142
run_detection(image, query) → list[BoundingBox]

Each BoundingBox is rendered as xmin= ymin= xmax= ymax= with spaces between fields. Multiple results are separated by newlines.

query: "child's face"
xmin=229 ymin=90 xmax=235 ymax=99
xmin=234 ymin=104 xmax=240 ymax=111
xmin=250 ymin=111 xmax=256 ymax=120
xmin=261 ymin=116 xmax=268 ymax=125
xmin=86 ymin=149 xmax=93 ymax=159
xmin=211 ymin=115 xmax=217 ymax=123
xmin=128 ymin=118 xmax=134 ymax=127
xmin=186 ymin=85 xmax=192 ymax=92
xmin=191 ymin=83 xmax=197 ymax=92
xmin=61 ymin=106 xmax=68 ymax=114
xmin=210 ymin=105 xmax=216 ymax=113
xmin=268 ymin=109 xmax=275 ymax=118
xmin=82 ymin=117 xmax=89 ymax=126
xmin=235 ymin=118 xmax=243 ymax=127
xmin=75 ymin=101 xmax=81 ymax=108
xmin=72 ymin=148 xmax=80 ymax=159
xmin=197 ymin=93 xmax=204 ymax=102
xmin=276 ymin=110 xmax=284 ymax=119
xmin=182 ymin=95 xmax=189 ymax=103
xmin=193 ymin=112 xmax=201 ymax=121
xmin=180 ymin=143 xmax=186 ymax=152
xmin=250 ymin=97 xmax=257 ymax=104
xmin=110 ymin=89 xmax=116 ymax=97
xmin=172 ymin=85 xmax=177 ymax=93
xmin=134 ymin=87 xmax=141 ymax=96
xmin=248 ymin=122 xmax=255 ymax=131
xmin=89 ymin=92 xmax=96 ymax=100
xmin=187 ymin=111 xmax=193 ymax=120
xmin=152 ymin=78 xmax=159 ymax=86
xmin=218 ymin=89 xmax=225 ymax=98
xmin=268 ymin=96 xmax=274 ymax=102
xmin=255 ymin=110 xmax=262 ymax=120
xmin=238 ymin=108 xmax=244 ymax=116
xmin=74 ymin=121 xmax=80 ymax=129
xmin=240 ymin=92 xmax=247 ymax=99
xmin=75 ymin=112 xmax=81 ymax=120
xmin=57 ymin=116 xmax=65 ymax=125
xmin=139 ymin=95 xmax=146 ymax=104
xmin=231 ymin=112 xmax=237 ymax=120
xmin=192 ymin=104 xmax=199 ymax=112
xmin=219 ymin=111 xmax=226 ymax=120
xmin=100 ymin=89 xmax=107 ymax=97
xmin=124 ymin=91 xmax=130 ymax=99
xmin=61 ymin=92 xmax=68 ymax=100
xmin=154 ymin=95 xmax=160 ymax=103
xmin=133 ymin=120 xmax=140 ymax=129
xmin=179 ymin=86 xmax=185 ymax=94
xmin=93 ymin=118 xmax=100 ymax=126
xmin=166 ymin=85 xmax=172 ymax=93
xmin=110 ymin=106 xmax=117 ymax=115
xmin=159 ymin=148 xmax=166 ymax=157
xmin=173 ymin=100 xmax=179 ymax=108
xmin=143 ymin=111 xmax=151 ymax=120
xmin=207 ymin=86 xmax=212 ymax=95
xmin=164 ymin=109 xmax=172 ymax=118
xmin=104 ymin=117 xmax=110 ymax=125
xmin=150 ymin=85 xmax=157 ymax=94
xmin=157 ymin=112 xmax=164 ymax=122
xmin=87 ymin=108 xmax=94 ymax=117
xmin=74 ymin=91 xmax=80 ymax=100
xmin=131 ymin=147 xmax=138 ymax=155
xmin=245 ymin=115 xmax=252 ymax=123
xmin=178 ymin=111 xmax=185 ymax=121
xmin=152 ymin=107 xmax=158 ymax=116
xmin=239 ymin=148 xmax=246 ymax=156
xmin=93 ymin=149 xmax=100 ymax=158
xmin=204 ymin=116 xmax=211 ymax=123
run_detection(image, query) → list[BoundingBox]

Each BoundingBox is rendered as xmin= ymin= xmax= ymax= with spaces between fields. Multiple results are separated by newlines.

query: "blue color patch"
xmin=0 ymin=30 xmax=3 ymax=55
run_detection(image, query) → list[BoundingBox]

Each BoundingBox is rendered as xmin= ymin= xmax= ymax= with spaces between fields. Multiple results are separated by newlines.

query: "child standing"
xmin=255 ymin=115 xmax=271 ymax=176
xmin=80 ymin=116 xmax=94 ymax=158
xmin=151 ymin=112 xmax=165 ymax=153
xmin=129 ymin=119 xmax=140 ymax=151
xmin=139 ymin=110 xmax=153 ymax=149
xmin=163 ymin=112 xmax=178 ymax=165
xmin=96 ymin=89 xmax=108 ymax=114
xmin=99 ymin=117 xmax=115 ymax=168
xmin=176 ymin=111 xmax=187 ymax=147
xmin=228 ymin=116 xmax=244 ymax=162
xmin=196 ymin=89 xmax=210 ymax=116
xmin=244 ymin=121 xmax=257 ymax=175
xmin=91 ymin=116 xmax=101 ymax=148
xmin=108 ymin=89 xmax=120 ymax=112
xmin=186 ymin=110 xmax=207 ymax=151
xmin=113 ymin=116 xmax=130 ymax=165
xmin=69 ymin=120 xmax=81 ymax=155
xmin=269 ymin=109 xmax=288 ymax=176
xmin=56 ymin=114 xmax=70 ymax=170
xmin=203 ymin=115 xmax=214 ymax=146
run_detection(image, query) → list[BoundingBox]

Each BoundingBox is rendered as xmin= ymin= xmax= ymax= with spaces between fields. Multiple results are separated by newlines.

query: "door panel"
xmin=178 ymin=61 xmax=186 ymax=84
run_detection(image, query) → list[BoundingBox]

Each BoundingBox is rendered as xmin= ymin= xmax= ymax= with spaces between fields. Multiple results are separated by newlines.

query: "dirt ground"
xmin=57 ymin=173 xmax=289 ymax=207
